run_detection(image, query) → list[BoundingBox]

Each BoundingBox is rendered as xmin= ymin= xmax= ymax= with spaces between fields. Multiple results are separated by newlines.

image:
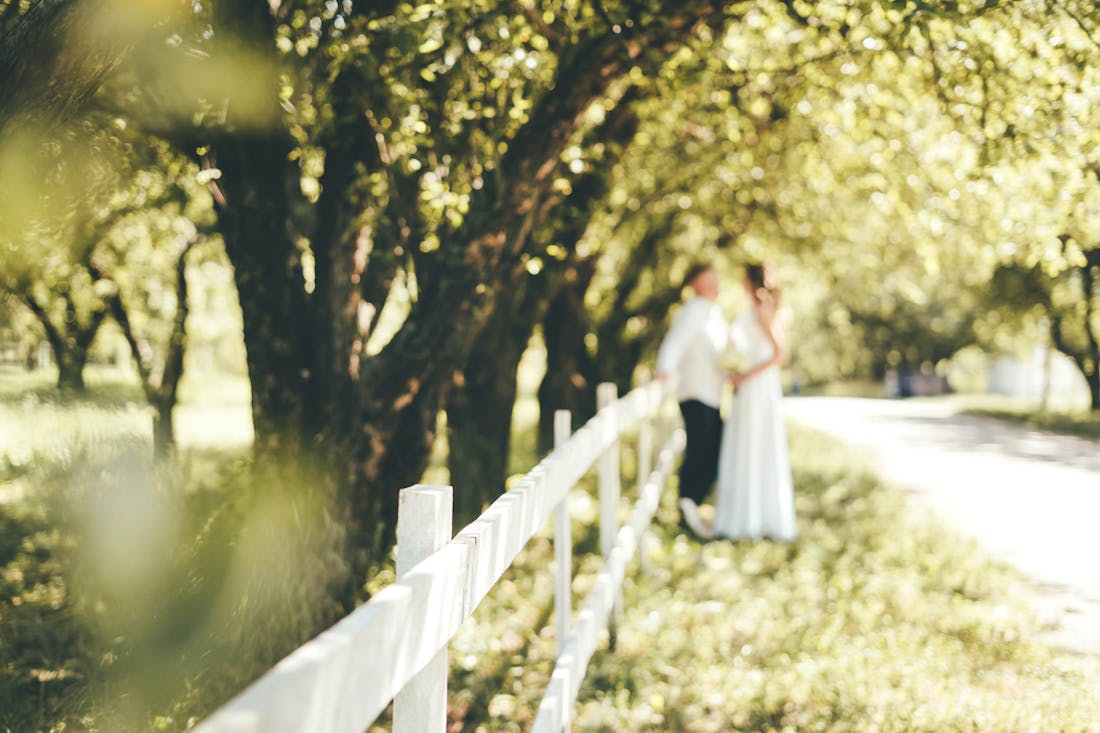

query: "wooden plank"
xmin=196 ymin=381 xmax=675 ymax=733
xmin=394 ymin=486 xmax=453 ymax=733
xmin=531 ymin=671 xmax=570 ymax=733
xmin=530 ymin=428 xmax=683 ymax=732
xmin=193 ymin=542 xmax=471 ymax=733
xmin=554 ymin=410 xmax=573 ymax=659
xmin=596 ymin=383 xmax=622 ymax=647
xmin=450 ymin=409 xmax=614 ymax=617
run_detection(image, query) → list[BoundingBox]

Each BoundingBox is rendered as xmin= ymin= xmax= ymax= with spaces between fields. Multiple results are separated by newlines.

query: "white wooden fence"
xmin=193 ymin=380 xmax=684 ymax=733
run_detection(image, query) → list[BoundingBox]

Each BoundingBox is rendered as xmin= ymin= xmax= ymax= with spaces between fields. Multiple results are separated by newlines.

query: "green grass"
xmin=4 ymin=367 xmax=1100 ymax=732
xmin=0 ymin=366 xmax=272 ymax=732
xmin=429 ymin=426 xmax=1100 ymax=733
xmin=956 ymin=396 xmax=1100 ymax=441
xmin=0 ymin=365 xmax=252 ymax=489
xmin=798 ymin=379 xmax=885 ymax=399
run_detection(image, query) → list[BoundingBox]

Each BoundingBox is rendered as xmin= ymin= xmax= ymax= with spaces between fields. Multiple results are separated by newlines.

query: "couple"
xmin=656 ymin=261 xmax=796 ymax=542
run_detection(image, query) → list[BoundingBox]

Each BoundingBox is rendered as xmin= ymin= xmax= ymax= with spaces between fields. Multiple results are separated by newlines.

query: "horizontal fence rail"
xmin=532 ymin=423 xmax=685 ymax=732
xmin=194 ymin=380 xmax=683 ymax=733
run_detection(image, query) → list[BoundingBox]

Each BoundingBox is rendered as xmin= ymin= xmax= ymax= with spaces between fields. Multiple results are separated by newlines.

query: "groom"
xmin=656 ymin=262 xmax=727 ymax=538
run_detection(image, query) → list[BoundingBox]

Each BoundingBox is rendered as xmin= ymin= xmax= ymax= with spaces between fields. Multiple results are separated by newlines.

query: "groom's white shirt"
xmin=656 ymin=296 xmax=727 ymax=409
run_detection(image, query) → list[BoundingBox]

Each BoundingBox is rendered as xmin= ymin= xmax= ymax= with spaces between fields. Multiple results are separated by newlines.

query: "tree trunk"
xmin=1088 ymin=367 xmax=1100 ymax=412
xmin=92 ymin=235 xmax=195 ymax=457
xmin=18 ymin=292 xmax=102 ymax=393
xmin=443 ymin=97 xmax=644 ymax=520
xmin=202 ymin=1 xmax=321 ymax=455
xmin=152 ymin=402 xmax=174 ymax=458
xmin=446 ymin=349 xmax=525 ymax=526
xmin=56 ymin=347 xmax=87 ymax=392
xmin=587 ymin=217 xmax=680 ymax=394
xmin=1039 ymin=336 xmax=1053 ymax=413
xmin=209 ymin=0 xmax=729 ymax=572
xmin=1084 ymin=262 xmax=1100 ymax=412
xmin=446 ymin=283 xmax=541 ymax=526
xmin=537 ymin=261 xmax=598 ymax=454
xmin=150 ymin=240 xmax=192 ymax=458
xmin=351 ymin=374 xmax=449 ymax=570
xmin=534 ymin=219 xmax=681 ymax=453
xmin=1049 ymin=314 xmax=1100 ymax=413
xmin=213 ymin=136 xmax=317 ymax=452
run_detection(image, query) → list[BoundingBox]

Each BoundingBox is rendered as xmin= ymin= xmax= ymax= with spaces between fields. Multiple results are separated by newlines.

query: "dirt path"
xmin=785 ymin=396 xmax=1100 ymax=656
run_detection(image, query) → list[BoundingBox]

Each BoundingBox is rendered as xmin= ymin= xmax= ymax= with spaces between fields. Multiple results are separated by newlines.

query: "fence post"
xmin=637 ymin=377 xmax=654 ymax=488
xmin=636 ymin=376 xmax=655 ymax=576
xmin=596 ymin=382 xmax=621 ymax=649
xmin=548 ymin=667 xmax=572 ymax=733
xmin=394 ymin=484 xmax=453 ymax=733
xmin=554 ymin=410 xmax=573 ymax=659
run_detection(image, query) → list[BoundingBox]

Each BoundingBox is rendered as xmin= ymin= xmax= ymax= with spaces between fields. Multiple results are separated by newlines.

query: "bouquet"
xmin=721 ymin=349 xmax=749 ymax=383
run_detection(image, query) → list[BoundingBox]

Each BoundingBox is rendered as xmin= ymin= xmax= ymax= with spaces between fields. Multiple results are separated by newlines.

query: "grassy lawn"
xmin=441 ymin=426 xmax=1100 ymax=733
xmin=1 ymin=365 xmax=262 ymax=731
xmin=3 ymin=367 xmax=1100 ymax=731
xmin=954 ymin=395 xmax=1100 ymax=442
xmin=797 ymin=380 xmax=886 ymax=399
xmin=0 ymin=365 xmax=252 ymax=493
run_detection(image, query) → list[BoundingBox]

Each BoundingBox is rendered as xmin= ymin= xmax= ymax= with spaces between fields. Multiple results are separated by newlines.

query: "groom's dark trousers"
xmin=678 ymin=399 xmax=722 ymax=504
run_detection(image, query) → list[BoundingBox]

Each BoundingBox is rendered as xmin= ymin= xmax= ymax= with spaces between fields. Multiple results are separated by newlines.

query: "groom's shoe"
xmin=678 ymin=498 xmax=713 ymax=540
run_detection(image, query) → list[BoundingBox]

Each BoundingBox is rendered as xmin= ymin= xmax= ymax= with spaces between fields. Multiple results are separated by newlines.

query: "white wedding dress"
xmin=713 ymin=309 xmax=797 ymax=541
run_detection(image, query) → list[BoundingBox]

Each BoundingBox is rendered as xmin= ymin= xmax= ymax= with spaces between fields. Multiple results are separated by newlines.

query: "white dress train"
xmin=713 ymin=309 xmax=797 ymax=541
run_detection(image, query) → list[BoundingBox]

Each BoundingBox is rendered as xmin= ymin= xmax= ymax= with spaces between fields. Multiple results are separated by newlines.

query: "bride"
xmin=712 ymin=261 xmax=797 ymax=541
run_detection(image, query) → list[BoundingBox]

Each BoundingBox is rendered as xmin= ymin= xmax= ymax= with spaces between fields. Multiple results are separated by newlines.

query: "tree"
xmin=0 ymin=0 xmax=749 ymax=575
xmin=8 ymin=0 xmax=1100 ymax=570
xmin=6 ymin=278 xmax=107 ymax=391
xmin=990 ymin=239 xmax=1100 ymax=411
xmin=1 ymin=203 xmax=120 ymax=392
xmin=1048 ymin=246 xmax=1100 ymax=410
xmin=445 ymin=94 xmax=642 ymax=523
xmin=91 ymin=216 xmax=208 ymax=455
xmin=0 ymin=122 xmax=215 ymax=444
xmin=114 ymin=0 xmax=741 ymax=569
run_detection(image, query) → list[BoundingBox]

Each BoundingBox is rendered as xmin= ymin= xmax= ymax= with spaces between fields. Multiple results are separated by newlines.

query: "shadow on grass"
xmin=963 ymin=406 xmax=1100 ymax=442
xmin=443 ymin=425 xmax=1100 ymax=733
xmin=0 ymin=366 xmax=145 ymax=408
xmin=0 ymin=433 xmax=351 ymax=732
xmin=0 ymin=493 xmax=92 ymax=730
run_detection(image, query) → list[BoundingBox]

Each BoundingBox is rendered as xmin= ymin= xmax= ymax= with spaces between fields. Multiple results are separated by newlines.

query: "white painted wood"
xmin=449 ymin=410 xmax=628 ymax=619
xmin=531 ymin=426 xmax=683 ymax=732
xmin=636 ymin=397 xmax=654 ymax=578
xmin=530 ymin=660 xmax=572 ymax=730
xmin=454 ymin=471 xmax=553 ymax=615
xmin=596 ymin=382 xmax=622 ymax=644
xmin=395 ymin=486 xmax=453 ymax=733
xmin=196 ymin=380 xmax=679 ymax=733
xmin=637 ymin=391 xmax=654 ymax=499
xmin=553 ymin=410 xmax=573 ymax=659
xmin=192 ymin=540 xmax=471 ymax=733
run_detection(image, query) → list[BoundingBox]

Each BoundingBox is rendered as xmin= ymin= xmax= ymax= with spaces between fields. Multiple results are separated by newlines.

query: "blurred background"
xmin=2 ymin=0 xmax=1099 ymax=730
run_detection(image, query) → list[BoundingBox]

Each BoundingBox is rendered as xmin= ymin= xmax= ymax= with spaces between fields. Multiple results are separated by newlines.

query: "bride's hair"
xmin=681 ymin=261 xmax=713 ymax=290
xmin=745 ymin=261 xmax=781 ymax=308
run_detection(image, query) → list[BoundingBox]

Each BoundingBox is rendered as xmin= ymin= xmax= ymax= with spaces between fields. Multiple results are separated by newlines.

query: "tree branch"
xmin=1049 ymin=312 xmax=1085 ymax=373
xmin=158 ymin=235 xmax=197 ymax=401
xmin=76 ymin=304 xmax=109 ymax=351
xmin=511 ymin=0 xmax=561 ymax=48
xmin=87 ymin=260 xmax=155 ymax=399
xmin=1061 ymin=1 xmax=1100 ymax=52
xmin=1082 ymin=260 xmax=1100 ymax=372
xmin=17 ymin=291 xmax=65 ymax=357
